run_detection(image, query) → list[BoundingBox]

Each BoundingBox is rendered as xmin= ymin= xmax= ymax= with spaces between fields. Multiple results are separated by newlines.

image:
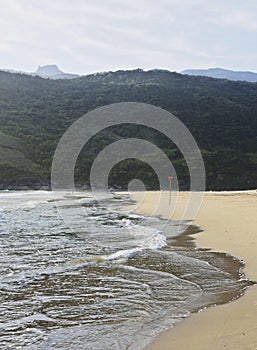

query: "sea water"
xmin=0 ymin=191 xmax=252 ymax=349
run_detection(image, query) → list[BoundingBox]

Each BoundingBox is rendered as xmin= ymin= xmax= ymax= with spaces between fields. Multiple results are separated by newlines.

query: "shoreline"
xmin=125 ymin=190 xmax=257 ymax=350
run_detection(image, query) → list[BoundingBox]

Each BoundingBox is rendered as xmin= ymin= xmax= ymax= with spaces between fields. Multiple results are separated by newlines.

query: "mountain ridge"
xmin=0 ymin=68 xmax=256 ymax=190
xmin=181 ymin=67 xmax=257 ymax=83
xmin=3 ymin=65 xmax=257 ymax=82
xmin=33 ymin=64 xmax=79 ymax=79
xmin=2 ymin=64 xmax=79 ymax=80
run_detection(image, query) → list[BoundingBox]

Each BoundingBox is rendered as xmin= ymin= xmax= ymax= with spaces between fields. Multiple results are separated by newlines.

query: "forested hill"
xmin=0 ymin=68 xmax=256 ymax=190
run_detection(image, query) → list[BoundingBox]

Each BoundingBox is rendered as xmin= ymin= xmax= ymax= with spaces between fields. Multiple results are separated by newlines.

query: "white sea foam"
xmin=0 ymin=190 xmax=70 ymax=211
xmin=0 ymin=190 xmax=251 ymax=350
xmin=103 ymin=228 xmax=167 ymax=262
xmin=0 ymin=191 xmax=52 ymax=211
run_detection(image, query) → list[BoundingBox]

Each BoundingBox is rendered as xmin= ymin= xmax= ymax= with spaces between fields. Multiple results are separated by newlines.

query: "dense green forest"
xmin=0 ymin=69 xmax=256 ymax=190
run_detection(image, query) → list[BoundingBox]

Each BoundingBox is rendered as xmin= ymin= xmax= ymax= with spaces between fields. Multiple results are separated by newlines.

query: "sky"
xmin=0 ymin=0 xmax=257 ymax=75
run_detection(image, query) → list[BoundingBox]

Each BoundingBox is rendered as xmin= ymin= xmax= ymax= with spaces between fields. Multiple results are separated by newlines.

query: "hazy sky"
xmin=0 ymin=0 xmax=257 ymax=74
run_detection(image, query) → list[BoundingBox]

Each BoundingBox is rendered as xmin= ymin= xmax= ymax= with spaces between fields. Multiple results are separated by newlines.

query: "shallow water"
xmin=0 ymin=191 xmax=252 ymax=349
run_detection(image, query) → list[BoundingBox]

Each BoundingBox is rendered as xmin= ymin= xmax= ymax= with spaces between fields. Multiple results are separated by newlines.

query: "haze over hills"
xmin=0 ymin=68 xmax=256 ymax=190
xmin=3 ymin=65 xmax=257 ymax=82
xmin=2 ymin=64 xmax=79 ymax=80
xmin=181 ymin=68 xmax=257 ymax=83
xmin=33 ymin=65 xmax=79 ymax=79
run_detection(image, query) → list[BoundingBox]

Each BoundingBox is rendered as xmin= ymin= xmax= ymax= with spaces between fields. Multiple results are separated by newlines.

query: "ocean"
xmin=0 ymin=190 xmax=252 ymax=349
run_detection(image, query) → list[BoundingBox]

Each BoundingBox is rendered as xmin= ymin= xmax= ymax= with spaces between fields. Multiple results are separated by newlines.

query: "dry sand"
xmin=126 ymin=191 xmax=257 ymax=350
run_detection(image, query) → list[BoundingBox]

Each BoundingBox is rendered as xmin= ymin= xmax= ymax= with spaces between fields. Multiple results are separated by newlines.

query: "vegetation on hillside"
xmin=0 ymin=69 xmax=256 ymax=190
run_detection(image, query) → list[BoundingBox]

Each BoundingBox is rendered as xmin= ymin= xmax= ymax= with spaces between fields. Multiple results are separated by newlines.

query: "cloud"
xmin=0 ymin=0 xmax=256 ymax=73
xmin=211 ymin=9 xmax=257 ymax=32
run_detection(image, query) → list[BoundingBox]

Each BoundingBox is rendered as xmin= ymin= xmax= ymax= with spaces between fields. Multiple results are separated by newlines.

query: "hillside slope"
xmin=0 ymin=69 xmax=256 ymax=190
xmin=182 ymin=68 xmax=257 ymax=83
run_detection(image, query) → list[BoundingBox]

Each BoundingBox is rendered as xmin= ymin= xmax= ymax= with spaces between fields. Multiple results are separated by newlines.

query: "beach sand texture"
xmin=127 ymin=191 xmax=257 ymax=350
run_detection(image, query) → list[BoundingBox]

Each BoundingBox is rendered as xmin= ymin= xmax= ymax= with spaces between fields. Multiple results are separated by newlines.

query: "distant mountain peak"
xmin=35 ymin=64 xmax=63 ymax=77
xmin=33 ymin=64 xmax=79 ymax=80
xmin=181 ymin=67 xmax=257 ymax=83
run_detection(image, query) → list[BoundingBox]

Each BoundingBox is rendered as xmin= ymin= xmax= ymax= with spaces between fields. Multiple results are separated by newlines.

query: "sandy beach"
xmin=127 ymin=191 xmax=257 ymax=350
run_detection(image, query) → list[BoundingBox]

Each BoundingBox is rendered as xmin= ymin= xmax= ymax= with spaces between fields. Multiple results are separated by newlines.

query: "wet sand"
xmin=127 ymin=191 xmax=257 ymax=350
